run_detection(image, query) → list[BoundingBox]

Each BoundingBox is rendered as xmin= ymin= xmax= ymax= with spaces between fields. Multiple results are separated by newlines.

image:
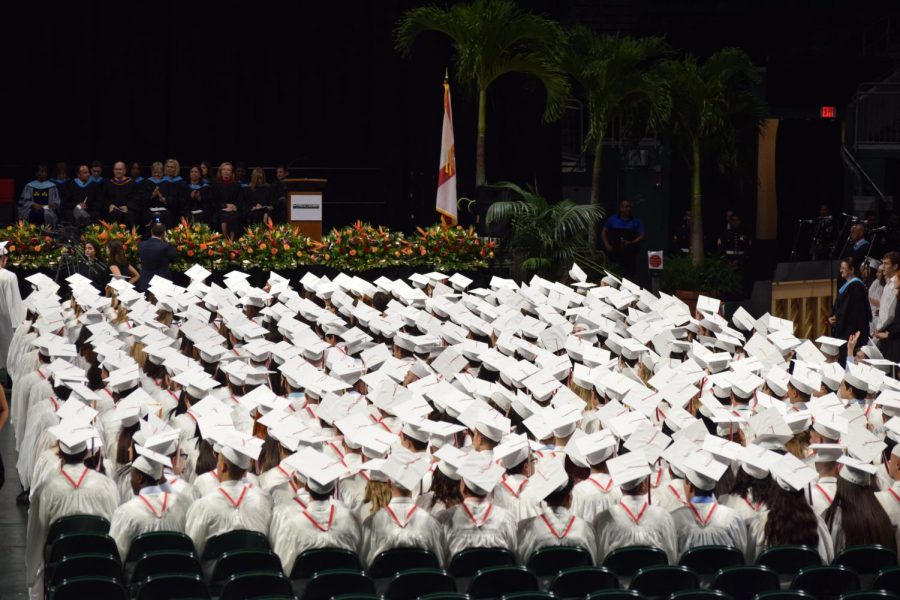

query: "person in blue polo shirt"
xmin=602 ymin=199 xmax=645 ymax=279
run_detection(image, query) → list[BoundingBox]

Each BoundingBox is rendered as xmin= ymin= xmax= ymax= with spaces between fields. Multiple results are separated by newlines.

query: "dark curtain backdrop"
xmin=774 ymin=120 xmax=844 ymax=261
xmin=0 ymin=0 xmax=561 ymax=230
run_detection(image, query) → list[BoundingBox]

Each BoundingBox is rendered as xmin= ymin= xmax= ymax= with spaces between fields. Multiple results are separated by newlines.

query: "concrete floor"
xmin=0 ymin=402 xmax=28 ymax=599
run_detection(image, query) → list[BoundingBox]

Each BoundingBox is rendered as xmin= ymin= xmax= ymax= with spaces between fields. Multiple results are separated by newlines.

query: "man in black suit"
xmin=138 ymin=223 xmax=177 ymax=292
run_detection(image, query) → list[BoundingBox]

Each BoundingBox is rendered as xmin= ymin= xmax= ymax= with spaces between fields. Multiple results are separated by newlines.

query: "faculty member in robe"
xmin=829 ymin=257 xmax=871 ymax=364
xmin=18 ymin=164 xmax=60 ymax=226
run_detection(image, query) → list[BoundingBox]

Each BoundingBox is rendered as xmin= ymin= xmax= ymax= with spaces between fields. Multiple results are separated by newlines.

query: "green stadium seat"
xmin=134 ymin=573 xmax=210 ymax=600
xmin=45 ymin=515 xmax=110 ymax=561
xmin=219 ymin=571 xmax=294 ymax=600
xmin=447 ymin=547 xmax=517 ymax=578
xmin=126 ymin=531 xmax=195 ymax=562
xmin=384 ymin=568 xmax=457 ymax=600
xmin=872 ymin=567 xmax=900 ymax=594
xmin=367 ymin=547 xmax=440 ymax=578
xmin=47 ymin=553 xmax=123 ymax=589
xmin=669 ymin=591 xmax=734 ymax=600
xmin=201 ymin=529 xmax=270 ymax=561
xmin=550 ymin=566 xmax=619 ymax=598
xmin=679 ymin=545 xmax=745 ymax=575
xmin=756 ymin=546 xmax=822 ymax=578
xmin=130 ymin=550 xmax=203 ymax=588
xmin=790 ymin=566 xmax=860 ymax=599
xmin=300 ymin=569 xmax=376 ymax=600
xmin=210 ymin=549 xmax=284 ymax=594
xmin=48 ymin=575 xmax=128 ymax=600
xmin=468 ymin=566 xmax=539 ymax=599
xmin=47 ymin=532 xmax=118 ymax=565
xmin=711 ymin=566 xmax=780 ymax=600
xmin=602 ymin=546 xmax=668 ymax=577
xmin=290 ymin=547 xmax=362 ymax=579
xmin=525 ymin=546 xmax=593 ymax=577
xmin=629 ymin=566 xmax=700 ymax=600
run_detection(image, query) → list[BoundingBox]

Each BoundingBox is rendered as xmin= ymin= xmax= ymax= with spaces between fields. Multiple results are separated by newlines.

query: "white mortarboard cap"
xmin=49 ymin=422 xmax=102 ymax=455
xmin=843 ymin=426 xmax=886 ymax=464
xmin=132 ymin=444 xmax=173 ymax=480
xmin=457 ymin=450 xmax=505 ymax=495
xmin=738 ymin=443 xmax=779 ymax=479
xmin=789 ymin=365 xmax=820 ymax=396
xmin=573 ymin=431 xmax=618 ymax=466
xmin=623 ymin=425 xmax=671 ymax=464
xmin=381 ymin=448 xmax=431 ymax=492
xmin=219 ymin=429 xmax=264 ymax=470
xmin=607 ymin=450 xmax=651 ymax=490
xmin=809 ymin=443 xmax=846 ymax=463
xmin=771 ymin=452 xmax=817 ymax=491
xmin=520 ymin=457 xmax=569 ymax=503
xmin=731 ymin=371 xmax=764 ymax=400
xmin=492 ymin=434 xmax=530 ymax=470
xmin=837 ymin=455 xmax=878 ymax=486
xmin=816 ymin=336 xmax=846 ymax=357
xmin=682 ymin=450 xmax=727 ymax=491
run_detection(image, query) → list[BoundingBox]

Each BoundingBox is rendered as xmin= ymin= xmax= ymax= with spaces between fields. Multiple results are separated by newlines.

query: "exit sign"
xmin=820 ymin=106 xmax=836 ymax=119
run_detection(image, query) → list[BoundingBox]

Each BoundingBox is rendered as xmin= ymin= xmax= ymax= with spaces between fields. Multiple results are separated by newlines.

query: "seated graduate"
xmin=516 ymin=458 xmax=597 ymax=564
xmin=824 ymin=455 xmax=896 ymax=555
xmin=360 ymin=448 xmax=446 ymax=566
xmin=670 ymin=449 xmax=748 ymax=556
xmin=184 ymin=427 xmax=272 ymax=557
xmin=19 ymin=164 xmax=61 ymax=226
xmin=443 ymin=450 xmax=517 ymax=559
xmin=270 ymin=451 xmax=362 ymax=575
xmin=594 ymin=451 xmax=678 ymax=564
xmin=108 ymin=439 xmax=189 ymax=559
xmin=568 ymin=430 xmax=622 ymax=522
xmin=25 ymin=422 xmax=117 ymax=600
xmin=748 ymin=451 xmax=834 ymax=563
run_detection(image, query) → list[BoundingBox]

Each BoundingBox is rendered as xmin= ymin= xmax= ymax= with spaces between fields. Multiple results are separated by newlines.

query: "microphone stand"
xmin=789 ymin=221 xmax=805 ymax=261
xmin=809 ymin=217 xmax=824 ymax=260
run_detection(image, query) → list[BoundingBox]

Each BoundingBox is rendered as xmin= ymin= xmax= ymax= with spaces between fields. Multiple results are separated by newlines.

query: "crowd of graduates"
xmin=7 ymin=253 xmax=900 ymax=599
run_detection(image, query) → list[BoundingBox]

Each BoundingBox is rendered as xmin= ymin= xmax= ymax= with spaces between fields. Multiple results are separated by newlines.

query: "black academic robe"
xmin=103 ymin=177 xmax=140 ymax=227
xmin=211 ymin=180 xmax=246 ymax=235
xmin=64 ymin=178 xmax=101 ymax=222
xmin=246 ymin=184 xmax=275 ymax=225
xmin=140 ymin=177 xmax=183 ymax=228
xmin=184 ymin=183 xmax=212 ymax=224
xmin=832 ymin=277 xmax=870 ymax=352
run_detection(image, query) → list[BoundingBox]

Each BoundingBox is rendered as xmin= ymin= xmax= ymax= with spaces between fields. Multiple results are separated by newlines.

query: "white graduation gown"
xmin=12 ymin=368 xmax=49 ymax=449
xmin=184 ymin=480 xmax=273 ymax=557
xmin=594 ymin=494 xmax=679 ymax=564
xmin=194 ymin=469 xmax=259 ymax=498
xmin=671 ymin=499 xmax=748 ymax=558
xmin=7 ymin=324 xmax=34 ymax=380
xmin=492 ymin=473 xmax=540 ymax=521
xmin=257 ymin=465 xmax=292 ymax=493
xmin=339 ymin=472 xmax=368 ymax=514
xmin=748 ymin=510 xmax=834 ymax=564
xmin=16 ymin=398 xmax=59 ymax=489
xmin=361 ymin=496 xmax=447 ymax=567
xmin=0 ymin=267 xmax=24 ymax=369
xmin=516 ymin=504 xmax=597 ymax=564
xmin=25 ymin=465 xmax=118 ymax=598
xmin=808 ymin=476 xmax=836 ymax=518
xmin=570 ymin=473 xmax=623 ymax=522
xmin=162 ymin=473 xmax=200 ymax=506
xmin=11 ymin=347 xmax=38 ymax=385
xmin=444 ymin=498 xmax=518 ymax=559
xmin=721 ymin=494 xmax=766 ymax=527
xmin=271 ymin=498 xmax=362 ymax=574
xmin=653 ymin=478 xmax=688 ymax=513
xmin=875 ymin=480 xmax=900 ymax=527
xmin=108 ymin=486 xmax=189 ymax=559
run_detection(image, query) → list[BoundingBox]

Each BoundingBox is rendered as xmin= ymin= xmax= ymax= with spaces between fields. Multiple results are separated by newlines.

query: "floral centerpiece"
xmin=235 ymin=218 xmax=314 ymax=271
xmin=168 ymin=218 xmax=231 ymax=272
xmin=82 ymin=221 xmax=141 ymax=263
xmin=414 ymin=224 xmax=495 ymax=271
xmin=313 ymin=220 xmax=417 ymax=271
xmin=1 ymin=221 xmax=61 ymax=269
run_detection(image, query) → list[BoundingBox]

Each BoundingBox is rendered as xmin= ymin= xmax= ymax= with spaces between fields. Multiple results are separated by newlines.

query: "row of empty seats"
xmin=43 ymin=515 xmax=900 ymax=599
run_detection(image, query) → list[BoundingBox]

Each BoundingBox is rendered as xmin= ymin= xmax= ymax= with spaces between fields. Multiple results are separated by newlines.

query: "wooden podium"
xmin=284 ymin=178 xmax=327 ymax=240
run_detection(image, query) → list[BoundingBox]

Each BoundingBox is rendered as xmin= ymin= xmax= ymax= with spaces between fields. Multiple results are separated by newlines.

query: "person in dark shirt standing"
xmin=137 ymin=223 xmax=177 ymax=292
xmin=601 ymin=199 xmax=645 ymax=279
xmin=844 ymin=223 xmax=871 ymax=278
xmin=103 ymin=161 xmax=139 ymax=228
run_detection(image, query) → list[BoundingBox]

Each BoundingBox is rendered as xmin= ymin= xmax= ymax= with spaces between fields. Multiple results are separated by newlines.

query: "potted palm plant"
xmin=562 ymin=28 xmax=670 ymax=251
xmin=485 ymin=182 xmax=604 ymax=280
xmin=660 ymin=49 xmax=766 ymax=266
xmin=395 ymin=0 xmax=569 ymax=188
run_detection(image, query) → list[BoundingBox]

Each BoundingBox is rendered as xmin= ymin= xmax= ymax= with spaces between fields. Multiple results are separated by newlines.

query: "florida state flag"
xmin=436 ymin=73 xmax=457 ymax=225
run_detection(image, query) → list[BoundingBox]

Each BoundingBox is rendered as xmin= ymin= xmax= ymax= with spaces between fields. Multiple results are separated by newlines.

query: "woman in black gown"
xmin=211 ymin=162 xmax=245 ymax=239
xmin=830 ymin=257 xmax=871 ymax=365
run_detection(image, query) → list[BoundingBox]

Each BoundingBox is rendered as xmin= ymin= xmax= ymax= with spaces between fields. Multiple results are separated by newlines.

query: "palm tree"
xmin=395 ymin=0 xmax=569 ymax=188
xmin=485 ymin=181 xmax=604 ymax=279
xmin=660 ymin=48 xmax=766 ymax=265
xmin=562 ymin=29 xmax=670 ymax=251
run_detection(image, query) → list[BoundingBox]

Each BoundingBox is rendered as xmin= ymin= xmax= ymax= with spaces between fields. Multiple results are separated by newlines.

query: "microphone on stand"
xmin=870 ymin=226 xmax=888 ymax=233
